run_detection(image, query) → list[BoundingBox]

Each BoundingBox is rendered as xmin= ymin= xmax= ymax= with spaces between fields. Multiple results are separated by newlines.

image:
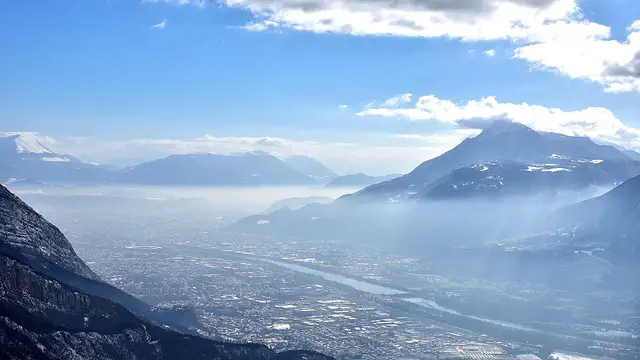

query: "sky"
xmin=1 ymin=0 xmax=640 ymax=175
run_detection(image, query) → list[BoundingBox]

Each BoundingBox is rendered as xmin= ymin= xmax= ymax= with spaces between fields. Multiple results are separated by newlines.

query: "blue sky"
xmin=1 ymin=0 xmax=640 ymax=174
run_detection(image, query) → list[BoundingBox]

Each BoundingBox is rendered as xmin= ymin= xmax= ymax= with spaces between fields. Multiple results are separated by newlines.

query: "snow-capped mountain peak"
xmin=0 ymin=132 xmax=55 ymax=154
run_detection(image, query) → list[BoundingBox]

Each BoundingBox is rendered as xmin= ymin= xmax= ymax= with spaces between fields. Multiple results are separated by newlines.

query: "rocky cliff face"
xmin=0 ymin=184 xmax=334 ymax=360
xmin=0 ymin=183 xmax=156 ymax=328
xmin=0 ymin=184 xmax=99 ymax=281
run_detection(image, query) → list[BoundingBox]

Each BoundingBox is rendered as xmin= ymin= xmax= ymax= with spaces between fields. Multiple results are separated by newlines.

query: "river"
xmin=262 ymin=259 xmax=407 ymax=295
xmin=260 ymin=257 xmax=551 ymax=335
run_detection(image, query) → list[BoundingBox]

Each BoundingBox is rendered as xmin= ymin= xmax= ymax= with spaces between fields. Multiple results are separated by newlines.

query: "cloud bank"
xmin=358 ymin=94 xmax=640 ymax=150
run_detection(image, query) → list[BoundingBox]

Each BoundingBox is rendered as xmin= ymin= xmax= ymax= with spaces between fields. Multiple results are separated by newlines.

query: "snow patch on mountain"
xmin=549 ymin=154 xmax=569 ymax=160
xmin=574 ymin=159 xmax=604 ymax=164
xmin=41 ymin=156 xmax=71 ymax=162
xmin=472 ymin=163 xmax=489 ymax=172
xmin=525 ymin=165 xmax=572 ymax=172
xmin=0 ymin=132 xmax=55 ymax=154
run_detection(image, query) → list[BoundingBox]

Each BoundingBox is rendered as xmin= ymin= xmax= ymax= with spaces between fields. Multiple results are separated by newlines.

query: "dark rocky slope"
xmin=0 ymin=184 xmax=162 ymax=328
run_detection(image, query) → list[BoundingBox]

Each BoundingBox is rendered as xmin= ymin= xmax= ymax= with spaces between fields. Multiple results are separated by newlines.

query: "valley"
xmin=40 ymin=203 xmax=638 ymax=360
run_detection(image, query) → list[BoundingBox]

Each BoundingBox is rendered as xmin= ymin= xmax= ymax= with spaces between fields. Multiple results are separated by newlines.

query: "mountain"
xmin=119 ymin=151 xmax=316 ymax=186
xmin=603 ymin=142 xmax=640 ymax=161
xmin=551 ymin=173 xmax=640 ymax=257
xmin=0 ymin=132 xmax=115 ymax=184
xmin=467 ymin=173 xmax=640 ymax=290
xmin=283 ymin=155 xmax=336 ymax=182
xmin=350 ymin=121 xmax=635 ymax=202
xmin=0 ymin=184 xmax=334 ymax=360
xmin=264 ymin=196 xmax=334 ymax=214
xmin=418 ymin=157 xmax=639 ymax=200
xmin=325 ymin=173 xmax=401 ymax=188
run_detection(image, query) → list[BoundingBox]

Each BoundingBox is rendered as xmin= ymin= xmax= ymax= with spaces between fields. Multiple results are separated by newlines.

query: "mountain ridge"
xmin=283 ymin=155 xmax=336 ymax=181
xmin=418 ymin=158 xmax=639 ymax=200
xmin=325 ymin=173 xmax=402 ymax=188
xmin=117 ymin=152 xmax=316 ymax=186
xmin=351 ymin=121 xmax=635 ymax=202
xmin=228 ymin=122 xmax=640 ymax=248
xmin=0 ymin=133 xmax=321 ymax=187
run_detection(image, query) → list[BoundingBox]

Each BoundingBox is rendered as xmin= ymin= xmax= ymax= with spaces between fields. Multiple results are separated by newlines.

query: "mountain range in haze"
xmin=0 ymin=133 xmax=403 ymax=188
xmin=325 ymin=173 xmax=402 ymax=188
xmin=118 ymin=151 xmax=316 ymax=186
xmin=227 ymin=121 xmax=640 ymax=271
xmin=283 ymin=155 xmax=337 ymax=182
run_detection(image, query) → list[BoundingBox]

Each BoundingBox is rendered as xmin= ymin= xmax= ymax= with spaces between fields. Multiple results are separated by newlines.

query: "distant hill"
xmin=264 ymin=196 xmax=334 ymax=214
xmin=325 ymin=173 xmax=401 ymax=188
xmin=118 ymin=151 xmax=316 ymax=186
xmin=551 ymin=173 xmax=640 ymax=258
xmin=284 ymin=155 xmax=336 ymax=182
xmin=472 ymin=174 xmax=640 ymax=289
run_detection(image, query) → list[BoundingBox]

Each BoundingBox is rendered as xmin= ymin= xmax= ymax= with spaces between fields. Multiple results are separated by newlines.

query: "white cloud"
xmin=222 ymin=0 xmax=583 ymax=42
xmin=391 ymin=129 xmax=480 ymax=142
xmin=151 ymin=19 xmax=168 ymax=29
xmin=514 ymin=19 xmax=640 ymax=92
xmin=390 ymin=134 xmax=432 ymax=141
xmin=363 ymin=101 xmax=375 ymax=109
xmin=483 ymin=49 xmax=496 ymax=57
xmin=141 ymin=0 xmax=640 ymax=92
xmin=223 ymin=0 xmax=640 ymax=93
xmin=339 ymin=104 xmax=349 ymax=109
xmin=359 ymin=94 xmax=640 ymax=150
xmin=381 ymin=93 xmax=413 ymax=107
